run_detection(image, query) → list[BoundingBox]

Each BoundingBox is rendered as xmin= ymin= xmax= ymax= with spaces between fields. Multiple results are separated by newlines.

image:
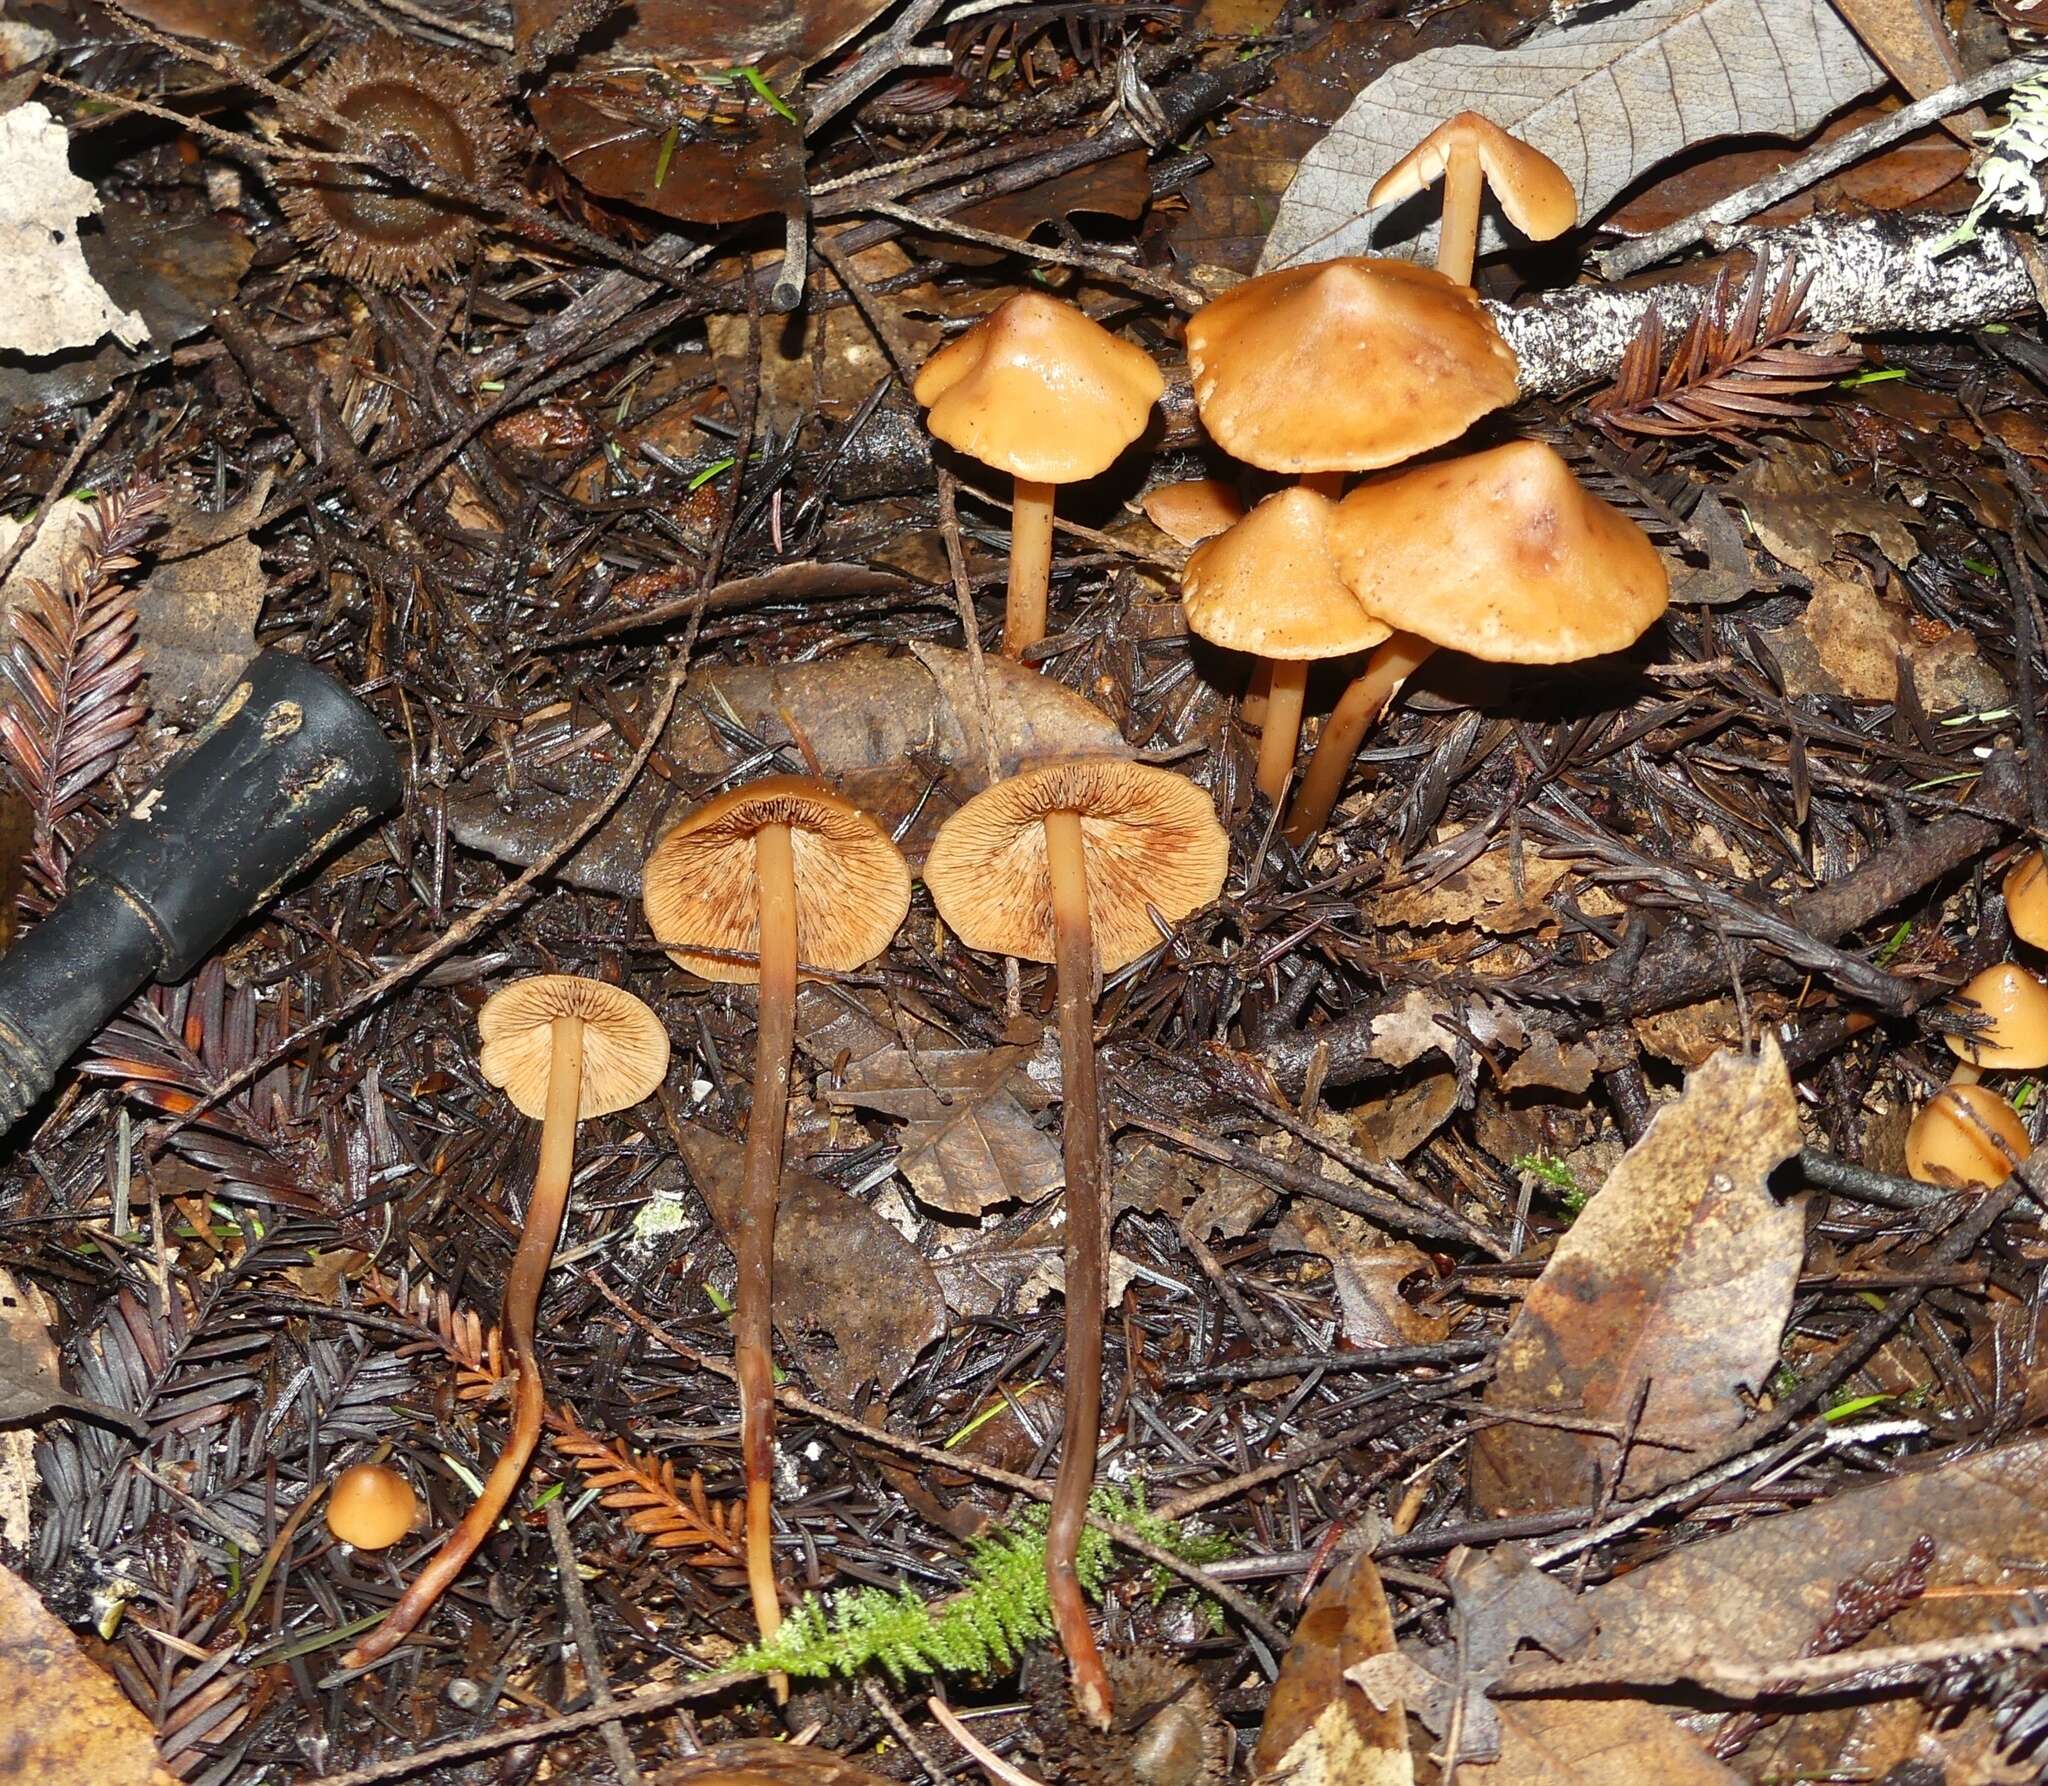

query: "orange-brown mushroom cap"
xmin=911 ymin=293 xmax=1164 ymax=485
xmin=643 ymin=776 xmax=912 ymax=984
xmin=1141 ymin=478 xmax=1245 ymax=547
xmin=1905 ymin=1083 xmax=2031 ymax=1189
xmin=477 ymin=975 xmax=670 ymax=1119
xmin=1184 ymin=258 xmax=1518 ymax=475
xmin=1369 ymin=112 xmax=1577 ymax=244
xmin=1945 ymin=962 xmax=2048 ymax=1071
xmin=1182 ymin=488 xmax=1391 ymax=660
xmin=2007 ymin=853 xmax=2048 ymax=952
xmin=923 ymin=760 xmax=1229 ymax=975
xmin=1327 ymin=440 xmax=1669 ymax=664
xmin=327 ymin=1463 xmax=418 ymax=1550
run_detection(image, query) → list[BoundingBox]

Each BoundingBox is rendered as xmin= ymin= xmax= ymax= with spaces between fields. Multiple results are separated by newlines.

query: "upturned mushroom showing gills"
xmin=1285 ymin=439 xmax=1670 ymax=845
xmin=1369 ymin=112 xmax=1576 ymax=289
xmin=345 ymin=975 xmax=667 ymax=1666
xmin=642 ymin=778 xmax=911 ymax=1643
xmin=1181 ymin=488 xmax=1389 ymax=801
xmin=913 ymin=293 xmax=1163 ymax=659
xmin=1184 ymin=257 xmax=1518 ymax=498
xmin=923 ymin=761 xmax=1228 ymax=1726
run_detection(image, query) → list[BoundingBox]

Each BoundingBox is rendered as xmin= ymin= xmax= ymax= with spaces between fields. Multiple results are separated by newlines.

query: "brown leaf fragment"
xmin=1252 ymin=1553 xmax=1414 ymax=1783
xmin=1473 ymin=1039 xmax=1805 ymax=1516
xmin=1274 ymin=1205 xmax=1452 ymax=1348
xmin=670 ymin=1126 xmax=945 ymax=1402
xmin=0 ymin=1267 xmax=146 ymax=1438
xmin=0 ymin=1563 xmax=179 ymax=1785
xmin=1724 ymin=442 xmax=1920 ymax=580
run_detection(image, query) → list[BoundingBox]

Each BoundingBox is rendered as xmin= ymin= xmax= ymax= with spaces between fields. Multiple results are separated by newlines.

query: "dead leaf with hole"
xmin=1252 ymin=1553 xmax=1413 ymax=1784
xmin=0 ymin=1562 xmax=178 ymax=1785
xmin=1260 ymin=0 xmax=1883 ymax=271
xmin=1473 ymin=1039 xmax=1805 ymax=1516
xmin=444 ymin=645 xmax=1128 ymax=895
xmin=671 ymin=1125 xmax=945 ymax=1402
xmin=0 ymin=104 xmax=147 ymax=357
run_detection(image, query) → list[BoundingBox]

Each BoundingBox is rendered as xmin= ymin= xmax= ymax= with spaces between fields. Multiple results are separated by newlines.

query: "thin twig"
xmin=544 ymin=1498 xmax=643 ymax=1786
xmin=0 ymin=387 xmax=131 ymax=590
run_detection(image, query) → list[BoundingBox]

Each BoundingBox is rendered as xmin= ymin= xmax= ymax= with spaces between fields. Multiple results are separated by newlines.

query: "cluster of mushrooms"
xmin=327 ymin=113 xmax=1700 ymax=1724
xmin=1903 ymin=852 xmax=2048 ymax=1190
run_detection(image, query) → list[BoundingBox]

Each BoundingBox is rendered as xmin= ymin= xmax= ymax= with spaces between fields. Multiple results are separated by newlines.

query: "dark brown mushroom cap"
xmin=1184 ymin=258 xmax=1518 ymax=475
xmin=912 ymin=293 xmax=1164 ymax=484
xmin=923 ymin=760 xmax=1229 ymax=974
xmin=1182 ymin=488 xmax=1391 ymax=660
xmin=1327 ymin=439 xmax=1669 ymax=663
xmin=643 ymin=775 xmax=912 ymax=984
xmin=477 ymin=975 xmax=669 ymax=1119
xmin=1369 ymin=112 xmax=1577 ymax=243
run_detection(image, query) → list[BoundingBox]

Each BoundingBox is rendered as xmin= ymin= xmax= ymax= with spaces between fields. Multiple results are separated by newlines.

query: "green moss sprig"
xmin=733 ymin=1486 xmax=1229 ymax=1685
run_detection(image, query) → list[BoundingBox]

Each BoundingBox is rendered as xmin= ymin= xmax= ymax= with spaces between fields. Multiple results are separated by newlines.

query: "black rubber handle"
xmin=0 ymin=652 xmax=402 ymax=1134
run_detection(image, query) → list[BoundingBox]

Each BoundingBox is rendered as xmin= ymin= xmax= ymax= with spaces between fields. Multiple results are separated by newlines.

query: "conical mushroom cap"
xmin=643 ymin=775 xmax=911 ymax=984
xmin=1905 ymin=1084 xmax=2031 ymax=1189
xmin=1327 ymin=440 xmax=1669 ymax=664
xmin=1182 ymin=489 xmax=1390 ymax=660
xmin=1370 ymin=112 xmax=1577 ymax=243
xmin=1945 ymin=962 xmax=2048 ymax=1070
xmin=477 ymin=975 xmax=669 ymax=1119
xmin=1184 ymin=258 xmax=1518 ymax=474
xmin=912 ymin=293 xmax=1164 ymax=484
xmin=924 ymin=760 xmax=1228 ymax=975
xmin=2007 ymin=853 xmax=2048 ymax=952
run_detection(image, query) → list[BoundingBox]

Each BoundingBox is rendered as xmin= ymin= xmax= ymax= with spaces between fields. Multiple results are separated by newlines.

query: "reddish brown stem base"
xmin=1044 ymin=809 xmax=1113 ymax=1730
xmin=344 ymin=1016 xmax=583 ymax=1668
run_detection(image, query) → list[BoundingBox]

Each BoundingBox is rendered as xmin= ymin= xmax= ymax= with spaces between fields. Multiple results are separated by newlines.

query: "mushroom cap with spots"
xmin=1945 ymin=962 xmax=2048 ymax=1071
xmin=1141 ymin=477 xmax=1245 ymax=547
xmin=911 ymin=293 xmax=1165 ymax=485
xmin=1369 ymin=112 xmax=1578 ymax=245
xmin=1183 ymin=258 xmax=1518 ymax=475
xmin=1326 ymin=439 xmax=1670 ymax=664
xmin=476 ymin=975 xmax=669 ymax=1119
xmin=1905 ymin=1083 xmax=2031 ymax=1189
xmin=2007 ymin=853 xmax=2048 ymax=952
xmin=643 ymin=775 xmax=912 ymax=984
xmin=1181 ymin=487 xmax=1390 ymax=660
xmin=327 ymin=1462 xmax=417 ymax=1550
xmin=923 ymin=760 xmax=1229 ymax=975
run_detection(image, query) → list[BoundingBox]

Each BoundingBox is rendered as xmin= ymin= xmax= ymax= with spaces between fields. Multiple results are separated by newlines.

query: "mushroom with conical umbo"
xmin=1181 ymin=488 xmax=1389 ymax=801
xmin=642 ymin=777 xmax=911 ymax=1644
xmin=1284 ymin=439 xmax=1670 ymax=844
xmin=345 ymin=974 xmax=668 ymax=1665
xmin=923 ymin=760 xmax=1228 ymax=1726
xmin=913 ymin=293 xmax=1163 ymax=659
xmin=1368 ymin=111 xmax=1576 ymax=289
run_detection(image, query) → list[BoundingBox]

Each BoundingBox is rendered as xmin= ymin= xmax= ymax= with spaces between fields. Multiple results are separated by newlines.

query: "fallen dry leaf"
xmin=1473 ymin=1039 xmax=1805 ymax=1515
xmin=0 ymin=1264 xmax=145 ymax=1439
xmin=1274 ymin=1204 xmax=1452 ymax=1348
xmin=1252 ymin=1552 xmax=1414 ymax=1784
xmin=0 ymin=1562 xmax=178 ymax=1785
xmin=0 ymin=1270 xmax=55 ymax=1550
xmin=1261 ymin=0 xmax=1883 ymax=271
xmin=1725 ymin=442 xmax=1921 ymax=579
xmin=1372 ymin=847 xmax=1580 ymax=937
xmin=444 ymin=644 xmax=1128 ymax=895
xmin=671 ymin=1124 xmax=945 ymax=1403
xmin=0 ymin=104 xmax=147 ymax=357
xmin=1758 ymin=567 xmax=2006 ymax=714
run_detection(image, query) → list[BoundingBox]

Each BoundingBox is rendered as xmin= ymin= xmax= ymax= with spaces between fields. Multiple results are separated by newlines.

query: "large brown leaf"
xmin=1472 ymin=1039 xmax=1805 ymax=1515
xmin=1252 ymin=1553 xmax=1413 ymax=1783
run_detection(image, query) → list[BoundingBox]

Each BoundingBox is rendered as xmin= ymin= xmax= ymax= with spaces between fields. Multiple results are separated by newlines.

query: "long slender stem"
xmin=1042 ymin=809 xmax=1114 ymax=1730
xmin=1241 ymin=657 xmax=1271 ymax=729
xmin=1283 ymin=632 xmax=1438 ymax=846
xmin=738 ymin=821 xmax=798 ymax=1646
xmin=1255 ymin=659 xmax=1309 ymax=802
xmin=1005 ymin=477 xmax=1056 ymax=659
xmin=344 ymin=1016 xmax=583 ymax=1668
xmin=1437 ymin=140 xmax=1484 ymax=287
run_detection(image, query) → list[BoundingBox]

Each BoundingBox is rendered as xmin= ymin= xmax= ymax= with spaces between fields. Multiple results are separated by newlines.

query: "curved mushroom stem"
xmin=1241 ymin=658 xmax=1271 ymax=730
xmin=343 ymin=1015 xmax=583 ymax=1668
xmin=1284 ymin=631 xmax=1438 ymax=846
xmin=737 ymin=821 xmax=798 ymax=1646
xmin=1006 ymin=478 xmax=1057 ymax=659
xmin=1256 ymin=660 xmax=1308 ymax=802
xmin=1042 ymin=809 xmax=1114 ymax=1730
xmin=1436 ymin=138 xmax=1485 ymax=287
